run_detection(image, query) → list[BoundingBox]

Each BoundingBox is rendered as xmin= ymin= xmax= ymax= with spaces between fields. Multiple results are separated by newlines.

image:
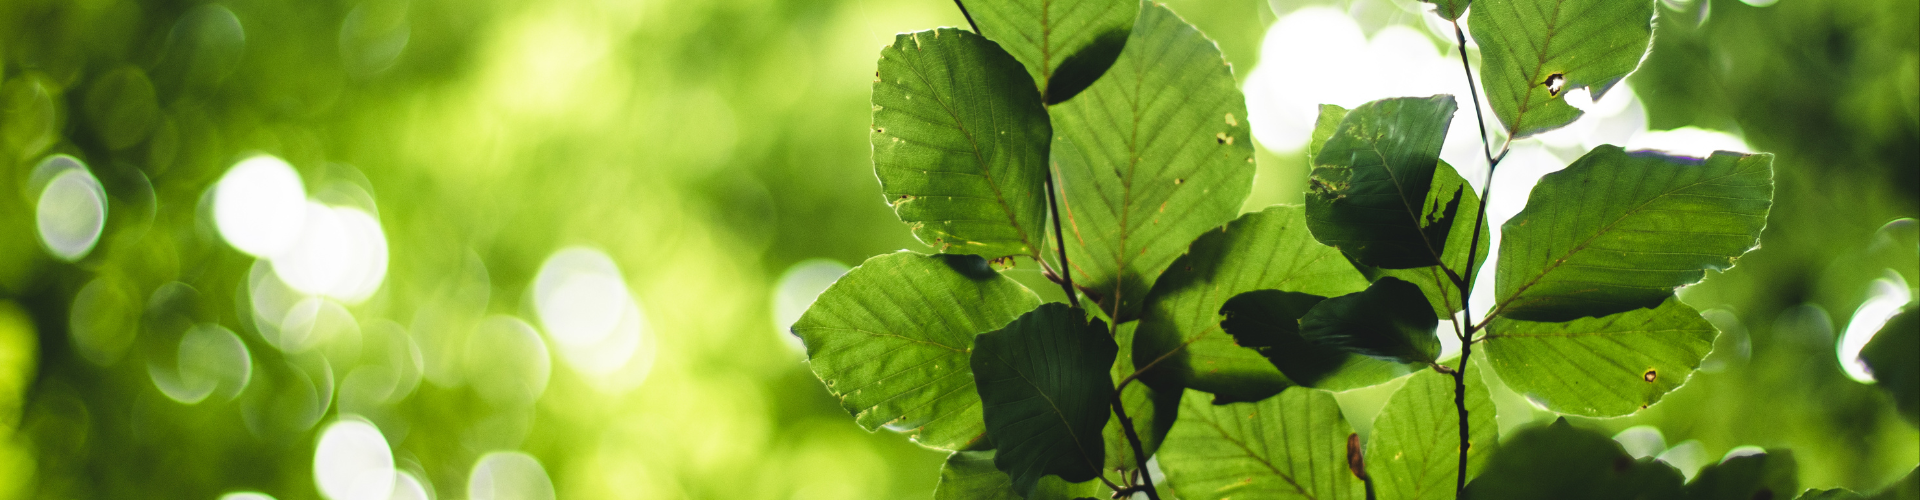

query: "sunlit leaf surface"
xmin=1486 ymin=297 xmax=1715 ymax=417
xmin=1468 ymin=0 xmax=1654 ymax=137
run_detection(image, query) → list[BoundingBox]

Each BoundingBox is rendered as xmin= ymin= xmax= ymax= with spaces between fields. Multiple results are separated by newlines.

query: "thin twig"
xmin=1046 ymin=171 xmax=1082 ymax=310
xmin=1448 ymin=19 xmax=1509 ymax=500
xmin=953 ymin=0 xmax=981 ymax=34
xmin=1110 ymin=394 xmax=1162 ymax=500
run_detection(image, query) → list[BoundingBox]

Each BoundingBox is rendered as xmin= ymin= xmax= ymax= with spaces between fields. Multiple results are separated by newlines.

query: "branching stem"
xmin=1109 ymin=393 xmax=1162 ymax=500
xmin=1447 ymin=19 xmax=1509 ymax=499
xmin=1046 ymin=168 xmax=1083 ymax=310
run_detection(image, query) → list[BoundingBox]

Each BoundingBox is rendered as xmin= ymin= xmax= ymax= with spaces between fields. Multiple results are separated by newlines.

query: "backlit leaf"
xmin=972 ymin=303 xmax=1115 ymax=496
xmin=1051 ymin=3 xmax=1256 ymax=322
xmin=793 ymin=252 xmax=1041 ymax=450
xmin=1494 ymin=146 xmax=1772 ymax=322
xmin=1158 ymin=387 xmax=1366 ymax=500
xmin=1485 ymin=297 xmax=1715 ymax=417
xmin=1467 ymin=0 xmax=1654 ymax=137
xmin=966 ymin=0 xmax=1137 ymax=104
xmin=1305 ymin=95 xmax=1460 ymax=270
xmin=873 ymin=28 xmax=1052 ymax=260
xmin=1365 ymin=369 xmax=1499 ymax=500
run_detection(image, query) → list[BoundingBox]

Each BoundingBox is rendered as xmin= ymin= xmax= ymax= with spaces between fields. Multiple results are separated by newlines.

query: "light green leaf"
xmin=793 ymin=251 xmax=1041 ymax=450
xmin=1132 ymin=206 xmax=1370 ymax=403
xmin=972 ymin=303 xmax=1115 ymax=495
xmin=1467 ymin=0 xmax=1654 ymax=137
xmin=1422 ymin=0 xmax=1470 ymax=21
xmin=1462 ymin=419 xmax=1685 ymax=499
xmin=1307 ymin=104 xmax=1350 ymax=165
xmin=1365 ymin=369 xmax=1498 ymax=500
xmin=1159 ymin=387 xmax=1367 ymax=500
xmin=1494 ymin=146 xmax=1773 ymax=322
xmin=1301 ymin=277 xmax=1442 ymax=364
xmin=1364 ymin=160 xmax=1489 ymax=318
xmin=1220 ymin=289 xmax=1422 ymax=391
xmin=966 ymin=0 xmax=1136 ymax=104
xmin=1485 ymin=297 xmax=1715 ymax=417
xmin=1107 ymin=321 xmax=1181 ymax=471
xmin=1869 ymin=468 xmax=1917 ymax=500
xmin=1684 ymin=450 xmax=1799 ymax=500
xmin=1305 ymin=95 xmax=1461 ymax=270
xmin=873 ymin=28 xmax=1052 ymax=260
xmin=1861 ymin=306 xmax=1918 ymax=424
xmin=1050 ymin=3 xmax=1255 ymax=322
xmin=934 ymin=450 xmax=1105 ymax=500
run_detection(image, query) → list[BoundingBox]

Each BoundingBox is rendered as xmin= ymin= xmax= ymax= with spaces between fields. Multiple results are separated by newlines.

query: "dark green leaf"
xmin=1221 ymin=289 xmax=1418 ymax=391
xmin=1684 ymin=451 xmax=1799 ymax=500
xmin=1106 ymin=322 xmax=1181 ymax=470
xmin=1467 ymin=0 xmax=1654 ymax=137
xmin=873 ymin=28 xmax=1052 ymax=260
xmin=1365 ymin=369 xmax=1498 ymax=500
xmin=1363 ymin=160 xmax=1489 ymax=318
xmin=1159 ymin=387 xmax=1367 ymax=500
xmin=966 ymin=0 xmax=1136 ymax=104
xmin=1463 ymin=419 xmax=1685 ymax=499
xmin=1307 ymin=104 xmax=1350 ymax=165
xmin=1305 ymin=95 xmax=1461 ymax=270
xmin=934 ymin=450 xmax=1104 ymax=500
xmin=1485 ymin=297 xmax=1715 ymax=417
xmin=1494 ymin=146 xmax=1773 ymax=322
xmin=1423 ymin=0 xmax=1471 ymax=21
xmin=1050 ymin=3 xmax=1256 ymax=322
xmin=1300 ymin=277 xmax=1442 ymax=364
xmin=1798 ymin=489 xmax=1866 ymax=500
xmin=793 ymin=252 xmax=1041 ymax=450
xmin=972 ymin=303 xmax=1115 ymax=495
xmin=1869 ymin=467 xmax=1917 ymax=500
xmin=1132 ymin=206 xmax=1370 ymax=403
xmin=1861 ymin=306 xmax=1918 ymax=424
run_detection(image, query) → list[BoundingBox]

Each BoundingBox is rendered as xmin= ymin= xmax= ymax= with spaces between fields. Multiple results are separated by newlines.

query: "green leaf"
xmin=1494 ymin=146 xmax=1773 ymax=322
xmin=1869 ymin=467 xmax=1917 ymax=500
xmin=1463 ymin=418 xmax=1685 ymax=499
xmin=1307 ymin=104 xmax=1350 ymax=165
xmin=1423 ymin=0 xmax=1471 ymax=21
xmin=1219 ymin=288 xmax=1422 ymax=391
xmin=934 ymin=450 xmax=1104 ymax=500
xmin=1305 ymin=95 xmax=1461 ymax=270
xmin=1158 ymin=387 xmax=1367 ymax=500
xmin=1861 ymin=306 xmax=1918 ymax=424
xmin=1684 ymin=451 xmax=1799 ymax=500
xmin=972 ymin=303 xmax=1115 ymax=495
xmin=966 ymin=0 xmax=1136 ymax=105
xmin=1365 ymin=369 xmax=1498 ymax=500
xmin=1363 ymin=160 xmax=1489 ymax=318
xmin=1798 ymin=489 xmax=1866 ymax=500
xmin=873 ymin=28 xmax=1053 ymax=260
xmin=1050 ymin=3 xmax=1256 ymax=322
xmin=793 ymin=251 xmax=1041 ymax=450
xmin=1485 ymin=297 xmax=1715 ymax=417
xmin=1106 ymin=321 xmax=1181 ymax=470
xmin=1467 ymin=0 xmax=1654 ymax=137
xmin=1301 ymin=277 xmax=1442 ymax=364
xmin=1132 ymin=206 xmax=1370 ymax=403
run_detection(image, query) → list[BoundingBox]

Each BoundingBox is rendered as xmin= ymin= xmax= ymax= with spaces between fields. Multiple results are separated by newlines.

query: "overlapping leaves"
xmin=1050 ymin=3 xmax=1255 ymax=322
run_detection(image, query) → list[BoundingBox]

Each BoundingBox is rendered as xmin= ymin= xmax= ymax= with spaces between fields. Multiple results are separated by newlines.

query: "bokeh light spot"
xmin=151 ymin=323 xmax=253 ymax=404
xmin=69 ymin=277 xmax=140 ymax=367
xmin=35 ymin=161 xmax=108 ymax=262
xmin=214 ymin=155 xmax=308 ymax=258
xmin=218 ymin=492 xmax=277 ymax=500
xmin=313 ymin=417 xmax=395 ymax=500
xmin=1838 ymin=271 xmax=1911 ymax=383
xmin=533 ymin=247 xmax=646 ymax=379
xmin=468 ymin=451 xmax=555 ymax=500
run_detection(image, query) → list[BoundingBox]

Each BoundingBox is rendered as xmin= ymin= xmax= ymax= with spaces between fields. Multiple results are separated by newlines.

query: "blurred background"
xmin=0 ymin=0 xmax=1912 ymax=498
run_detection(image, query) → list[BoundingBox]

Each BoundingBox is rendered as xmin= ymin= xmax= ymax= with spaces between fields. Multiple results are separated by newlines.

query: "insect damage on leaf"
xmin=1544 ymin=73 xmax=1566 ymax=97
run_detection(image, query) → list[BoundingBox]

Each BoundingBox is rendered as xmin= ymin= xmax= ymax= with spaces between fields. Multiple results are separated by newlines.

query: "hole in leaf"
xmin=1544 ymin=73 xmax=1567 ymax=96
xmin=1643 ymin=369 xmax=1657 ymax=382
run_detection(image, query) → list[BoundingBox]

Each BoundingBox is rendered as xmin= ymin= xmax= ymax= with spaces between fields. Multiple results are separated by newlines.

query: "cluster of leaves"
xmin=791 ymin=0 xmax=1917 ymax=498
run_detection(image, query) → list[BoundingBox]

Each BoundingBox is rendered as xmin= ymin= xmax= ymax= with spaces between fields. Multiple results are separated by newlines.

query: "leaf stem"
xmin=1109 ymin=393 xmax=1162 ymax=500
xmin=953 ymin=0 xmax=982 ymax=34
xmin=1046 ymin=168 xmax=1083 ymax=310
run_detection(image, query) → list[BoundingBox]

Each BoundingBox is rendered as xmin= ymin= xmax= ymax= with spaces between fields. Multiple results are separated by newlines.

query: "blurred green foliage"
xmin=0 ymin=0 xmax=1911 ymax=498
